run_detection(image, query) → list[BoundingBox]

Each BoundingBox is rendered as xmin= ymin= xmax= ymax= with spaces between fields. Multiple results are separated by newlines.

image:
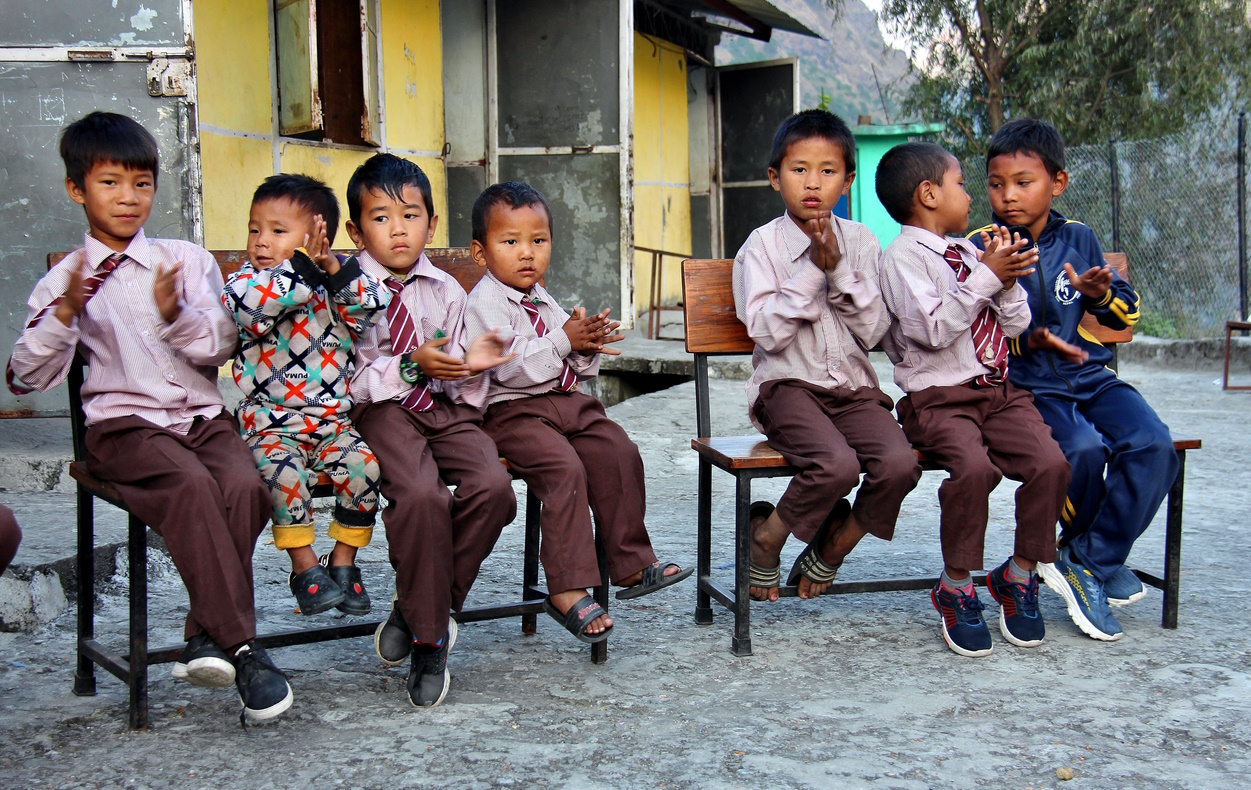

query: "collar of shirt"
xmin=82 ymin=228 xmax=154 ymax=271
xmin=898 ymin=225 xmax=976 ymax=263
xmin=355 ymin=248 xmax=441 ymax=285
xmin=484 ymin=269 xmax=545 ymax=305
xmin=776 ymin=213 xmax=818 ymax=263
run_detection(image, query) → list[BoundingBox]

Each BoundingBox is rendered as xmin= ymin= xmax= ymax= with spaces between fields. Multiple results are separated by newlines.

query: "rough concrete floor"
xmin=0 ymin=360 xmax=1248 ymax=789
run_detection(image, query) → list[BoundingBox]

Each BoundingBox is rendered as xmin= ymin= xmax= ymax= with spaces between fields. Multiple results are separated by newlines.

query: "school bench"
xmin=682 ymin=254 xmax=1202 ymax=656
xmin=49 ymin=247 xmax=609 ymax=731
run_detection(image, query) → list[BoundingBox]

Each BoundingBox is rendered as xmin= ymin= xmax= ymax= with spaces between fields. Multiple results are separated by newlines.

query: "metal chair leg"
xmin=732 ymin=475 xmax=753 ymax=657
xmin=127 ymin=514 xmax=149 ymax=731
xmin=521 ymin=488 xmax=541 ymax=635
xmin=694 ymin=459 xmax=714 ymax=625
xmin=1162 ymin=450 xmax=1185 ymax=629
xmin=591 ymin=535 xmax=609 ymax=665
xmin=73 ymin=486 xmax=97 ymax=697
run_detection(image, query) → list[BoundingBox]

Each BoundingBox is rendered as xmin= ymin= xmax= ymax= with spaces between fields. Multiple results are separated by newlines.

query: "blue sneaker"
xmin=986 ymin=560 xmax=1045 ymax=648
xmin=1105 ymin=564 xmax=1146 ymax=607
xmin=931 ymin=581 xmax=993 ymax=657
xmin=1037 ymin=546 xmax=1123 ymax=641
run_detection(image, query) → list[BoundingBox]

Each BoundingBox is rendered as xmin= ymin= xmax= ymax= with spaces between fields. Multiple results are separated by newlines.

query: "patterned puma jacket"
xmin=223 ymin=250 xmax=390 ymax=434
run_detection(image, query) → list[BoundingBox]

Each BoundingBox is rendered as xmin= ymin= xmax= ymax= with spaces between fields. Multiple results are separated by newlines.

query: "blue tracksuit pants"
xmin=1029 ymin=380 xmax=1178 ymax=581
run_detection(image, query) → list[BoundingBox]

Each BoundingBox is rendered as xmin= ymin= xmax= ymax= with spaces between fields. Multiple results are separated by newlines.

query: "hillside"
xmin=715 ymin=0 xmax=912 ymax=123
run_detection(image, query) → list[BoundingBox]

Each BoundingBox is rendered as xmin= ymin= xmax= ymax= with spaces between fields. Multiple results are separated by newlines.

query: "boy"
xmin=222 ymin=174 xmax=389 ymax=617
xmin=0 ymin=505 xmax=19 ymax=575
xmin=732 ymin=109 xmax=921 ymax=603
xmin=971 ymin=119 xmax=1178 ymax=641
xmin=8 ymin=112 xmax=290 ymax=722
xmin=876 ymin=141 xmax=1070 ymax=656
xmin=345 ymin=153 xmax=515 ymax=708
xmin=463 ymin=181 xmax=692 ymax=644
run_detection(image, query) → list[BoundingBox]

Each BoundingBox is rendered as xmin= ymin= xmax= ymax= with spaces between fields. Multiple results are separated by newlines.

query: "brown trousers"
xmin=84 ymin=412 xmax=271 ymax=649
xmin=896 ymin=382 xmax=1069 ymax=571
xmin=0 ymin=504 xmax=20 ymax=576
xmin=353 ymin=397 xmax=516 ymax=643
xmin=484 ymin=391 xmax=657 ymax=594
xmin=754 ymin=380 xmax=921 ymax=543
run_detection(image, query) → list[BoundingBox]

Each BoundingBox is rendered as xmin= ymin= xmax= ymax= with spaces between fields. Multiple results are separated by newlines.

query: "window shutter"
xmin=360 ymin=0 xmax=381 ymax=145
xmin=275 ymin=0 xmax=322 ymax=135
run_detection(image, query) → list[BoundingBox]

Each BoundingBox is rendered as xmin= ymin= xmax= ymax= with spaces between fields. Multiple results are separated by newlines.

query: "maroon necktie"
xmin=944 ymin=244 xmax=1008 ymax=386
xmin=384 ymin=277 xmax=435 ymax=412
xmin=520 ymin=297 xmax=576 ymax=392
xmin=6 ymin=253 xmax=123 ymax=395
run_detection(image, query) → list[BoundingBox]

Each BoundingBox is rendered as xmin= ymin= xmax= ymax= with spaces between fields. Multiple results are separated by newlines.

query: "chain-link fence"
xmin=961 ymin=114 xmax=1247 ymax=338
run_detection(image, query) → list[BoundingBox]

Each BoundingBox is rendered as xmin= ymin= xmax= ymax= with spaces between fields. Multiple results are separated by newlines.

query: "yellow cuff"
xmin=327 ymin=520 xmax=373 ymax=548
xmin=273 ymin=522 xmax=315 ymax=550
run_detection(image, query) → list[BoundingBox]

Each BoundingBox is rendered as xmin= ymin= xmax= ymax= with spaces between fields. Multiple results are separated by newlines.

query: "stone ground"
xmin=0 ymin=357 xmax=1248 ymax=789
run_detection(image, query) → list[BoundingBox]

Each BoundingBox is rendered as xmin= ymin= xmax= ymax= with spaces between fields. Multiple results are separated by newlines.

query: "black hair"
xmin=345 ymin=153 xmax=434 ymax=227
xmin=251 ymin=174 xmax=340 ymax=246
xmin=471 ymin=181 xmax=553 ymax=244
xmin=767 ymin=109 xmax=857 ymax=174
xmin=59 ymin=111 xmax=159 ymax=189
xmin=987 ymin=118 xmax=1066 ymax=177
xmin=875 ymin=141 xmax=955 ymax=224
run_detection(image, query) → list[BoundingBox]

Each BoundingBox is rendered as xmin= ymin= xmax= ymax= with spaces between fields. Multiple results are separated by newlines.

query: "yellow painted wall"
xmin=193 ymin=0 xmax=448 ymax=250
xmin=631 ymin=33 xmax=691 ymax=318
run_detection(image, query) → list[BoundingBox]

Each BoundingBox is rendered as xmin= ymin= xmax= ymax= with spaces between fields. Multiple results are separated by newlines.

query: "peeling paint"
xmin=130 ymin=6 xmax=158 ymax=32
xmin=578 ymin=109 xmax=603 ymax=142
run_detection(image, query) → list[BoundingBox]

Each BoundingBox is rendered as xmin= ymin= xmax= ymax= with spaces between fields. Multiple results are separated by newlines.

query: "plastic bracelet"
xmin=399 ymin=358 xmax=426 ymax=385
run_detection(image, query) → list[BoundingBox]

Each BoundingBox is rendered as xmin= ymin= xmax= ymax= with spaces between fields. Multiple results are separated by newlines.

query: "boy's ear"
xmin=469 ymin=239 xmax=487 ymax=268
xmin=1051 ymin=169 xmax=1069 ymax=198
xmin=767 ymin=167 xmax=781 ymax=192
xmin=65 ymin=178 xmax=87 ymax=206
xmin=344 ymin=220 xmax=365 ymax=250
xmin=916 ymin=180 xmax=939 ymax=210
xmin=426 ymin=213 xmax=439 ymax=245
xmin=842 ymin=171 xmax=855 ymax=194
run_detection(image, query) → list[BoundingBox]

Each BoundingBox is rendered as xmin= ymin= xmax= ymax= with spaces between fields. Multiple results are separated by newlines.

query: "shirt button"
xmin=164 ymin=373 xmax=175 ymax=382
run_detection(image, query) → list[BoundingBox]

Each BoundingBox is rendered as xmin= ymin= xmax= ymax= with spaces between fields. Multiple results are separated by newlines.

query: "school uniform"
xmin=9 ymin=230 xmax=270 ymax=650
xmin=733 ymin=214 xmax=920 ymax=543
xmin=970 ymin=212 xmax=1177 ymax=581
xmin=463 ymin=271 xmax=657 ymax=595
xmin=349 ymin=250 xmax=515 ymax=644
xmin=223 ymin=251 xmax=389 ymax=550
xmin=879 ymin=226 xmax=1068 ymax=570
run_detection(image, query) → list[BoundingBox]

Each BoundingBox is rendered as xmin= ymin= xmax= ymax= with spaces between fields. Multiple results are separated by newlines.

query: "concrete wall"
xmin=194 ymin=0 xmax=448 ymax=251
xmin=632 ymin=32 xmax=691 ymax=314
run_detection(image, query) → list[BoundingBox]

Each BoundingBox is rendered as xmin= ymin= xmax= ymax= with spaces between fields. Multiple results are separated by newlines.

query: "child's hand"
xmin=465 ymin=329 xmax=515 ymax=372
xmin=582 ymin=308 xmax=625 ymax=356
xmin=305 ymin=215 xmax=340 ymax=276
xmin=1027 ymin=327 xmax=1088 ymax=364
xmin=54 ymin=262 xmax=88 ymax=326
xmin=563 ymin=306 xmax=601 ymax=353
xmin=408 ymin=335 xmax=470 ymax=380
xmin=1064 ymin=262 xmax=1113 ymax=300
xmin=804 ymin=213 xmax=842 ymax=271
xmin=154 ymin=262 xmax=183 ymax=323
xmin=977 ymin=225 xmax=1037 ymax=286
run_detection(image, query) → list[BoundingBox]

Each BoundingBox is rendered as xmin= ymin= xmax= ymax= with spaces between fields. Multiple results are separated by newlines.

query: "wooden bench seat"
xmin=53 ymin=247 xmax=608 ymax=731
xmin=682 ymin=256 xmax=1200 ymax=657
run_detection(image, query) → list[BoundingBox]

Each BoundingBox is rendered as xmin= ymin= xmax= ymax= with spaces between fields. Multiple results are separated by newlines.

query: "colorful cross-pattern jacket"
xmin=222 ymin=250 xmax=390 ymax=434
xmin=969 ymin=210 xmax=1140 ymax=398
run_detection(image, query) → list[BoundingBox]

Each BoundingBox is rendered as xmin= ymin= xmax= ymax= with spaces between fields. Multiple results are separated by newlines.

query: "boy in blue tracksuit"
xmin=969 ymin=118 xmax=1178 ymax=642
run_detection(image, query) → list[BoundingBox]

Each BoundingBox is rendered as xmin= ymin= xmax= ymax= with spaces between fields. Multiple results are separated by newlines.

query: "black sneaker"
xmin=233 ymin=642 xmax=293 ymax=725
xmin=406 ymin=623 xmax=457 ymax=709
xmin=289 ymin=563 xmax=345 ymax=615
xmin=374 ymin=591 xmax=411 ymax=666
xmin=171 ymin=632 xmax=234 ymax=687
xmin=321 ymin=554 xmax=371 ymax=615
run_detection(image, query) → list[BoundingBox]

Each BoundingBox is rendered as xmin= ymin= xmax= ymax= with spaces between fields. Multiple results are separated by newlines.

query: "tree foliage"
xmin=880 ymin=0 xmax=1251 ymax=155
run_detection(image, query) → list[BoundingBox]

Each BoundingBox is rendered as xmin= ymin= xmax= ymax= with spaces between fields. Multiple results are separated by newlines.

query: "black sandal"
xmin=543 ymin=594 xmax=612 ymax=643
xmin=615 ymin=562 xmax=694 ymax=600
xmin=786 ymin=498 xmax=851 ymax=588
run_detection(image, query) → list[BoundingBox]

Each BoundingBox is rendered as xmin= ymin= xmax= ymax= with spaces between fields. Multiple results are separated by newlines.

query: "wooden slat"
xmin=1170 ymin=433 xmax=1201 ymax=451
xmin=692 ymin=436 xmax=791 ymax=470
xmin=682 ymin=259 xmax=753 ymax=355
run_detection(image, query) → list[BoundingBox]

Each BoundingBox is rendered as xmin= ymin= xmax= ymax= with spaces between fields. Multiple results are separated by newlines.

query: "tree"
xmin=880 ymin=0 xmax=1251 ymax=154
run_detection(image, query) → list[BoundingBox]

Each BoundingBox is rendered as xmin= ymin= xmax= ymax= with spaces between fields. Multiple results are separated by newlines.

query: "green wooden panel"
xmin=276 ymin=0 xmax=321 ymax=135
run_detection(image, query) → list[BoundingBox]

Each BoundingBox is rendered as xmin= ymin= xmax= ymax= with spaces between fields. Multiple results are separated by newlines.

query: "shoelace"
xmin=953 ymin=590 xmax=986 ymax=624
xmin=1009 ymin=578 xmax=1040 ymax=616
xmin=235 ymin=645 xmax=288 ymax=729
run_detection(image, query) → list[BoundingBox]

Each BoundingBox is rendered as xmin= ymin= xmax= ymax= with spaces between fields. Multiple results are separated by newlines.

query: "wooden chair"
xmin=51 ymin=247 xmax=609 ymax=731
xmin=682 ymin=255 xmax=1200 ymax=656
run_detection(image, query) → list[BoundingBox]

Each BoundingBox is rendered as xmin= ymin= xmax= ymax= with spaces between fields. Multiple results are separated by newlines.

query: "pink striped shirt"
xmin=732 ymin=214 xmax=890 ymax=430
xmin=350 ymin=249 xmax=487 ymax=408
xmin=877 ymin=225 xmax=1030 ymax=393
xmin=463 ymin=271 xmax=599 ymax=406
xmin=10 ymin=230 xmax=234 ymax=432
